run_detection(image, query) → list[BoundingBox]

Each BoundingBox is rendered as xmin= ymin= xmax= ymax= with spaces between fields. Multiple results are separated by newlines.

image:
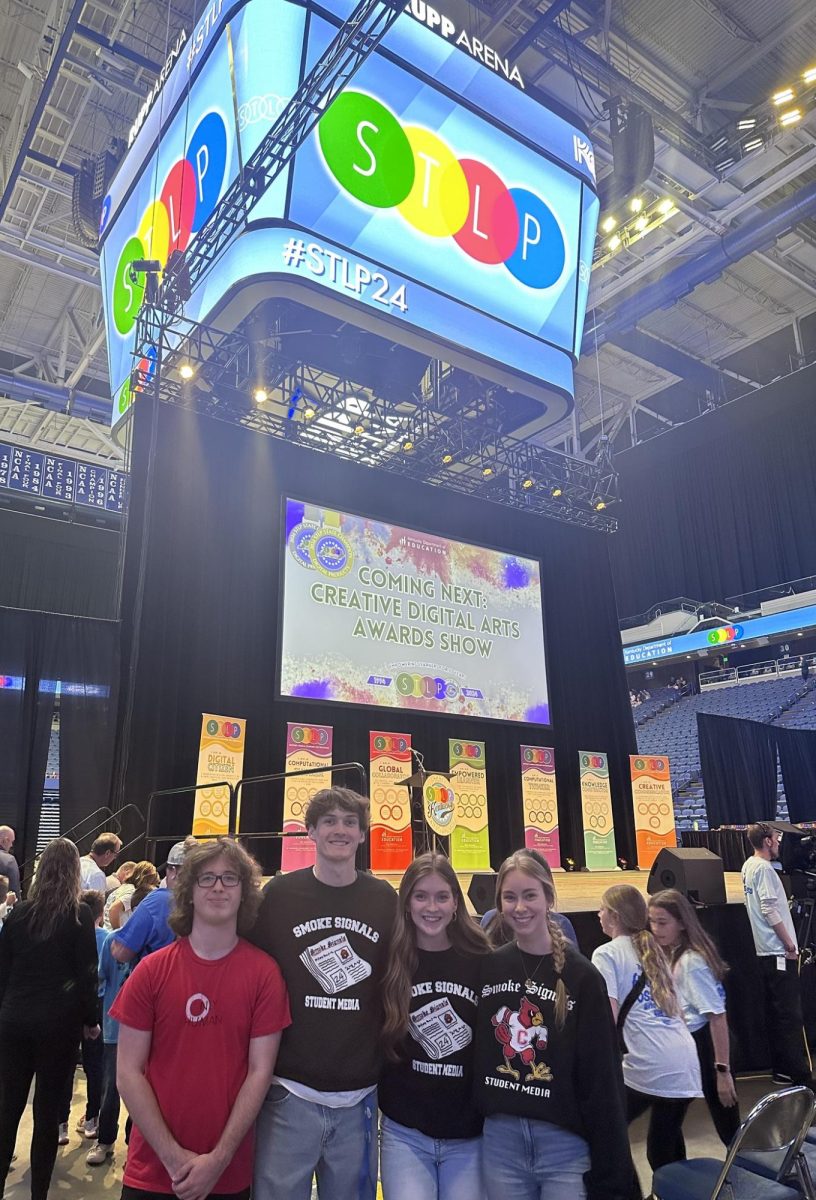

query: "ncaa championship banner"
xmin=193 ymin=714 xmax=245 ymax=837
xmin=282 ymin=722 xmax=333 ymax=872
xmin=369 ymin=731 xmax=413 ymax=873
xmin=520 ymin=746 xmax=560 ymax=870
xmin=630 ymin=755 xmax=676 ymax=869
xmin=579 ymin=751 xmax=617 ymax=870
xmin=449 ymin=739 xmax=490 ymax=871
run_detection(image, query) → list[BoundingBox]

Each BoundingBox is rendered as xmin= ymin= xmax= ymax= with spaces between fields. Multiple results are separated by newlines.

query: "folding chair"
xmin=653 ymin=1087 xmax=816 ymax=1200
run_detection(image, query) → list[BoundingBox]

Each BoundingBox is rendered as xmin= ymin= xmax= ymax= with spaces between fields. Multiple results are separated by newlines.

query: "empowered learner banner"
xmin=579 ymin=751 xmax=616 ymax=870
xmin=282 ymin=722 xmax=333 ymax=871
xmin=449 ymin=738 xmax=490 ymax=870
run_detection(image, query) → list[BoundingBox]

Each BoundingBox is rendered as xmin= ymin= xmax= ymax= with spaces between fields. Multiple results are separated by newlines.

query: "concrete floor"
xmin=2 ymin=1070 xmax=777 ymax=1197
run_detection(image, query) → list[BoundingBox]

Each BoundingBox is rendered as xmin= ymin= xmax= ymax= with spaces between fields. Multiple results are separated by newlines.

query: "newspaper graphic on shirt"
xmin=410 ymin=997 xmax=473 ymax=1060
xmin=299 ymin=933 xmax=372 ymax=994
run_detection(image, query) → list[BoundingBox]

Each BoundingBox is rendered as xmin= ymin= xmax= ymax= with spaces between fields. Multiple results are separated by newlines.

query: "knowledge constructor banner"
xmin=282 ymin=722 xmax=333 ymax=871
xmin=578 ymin=751 xmax=617 ymax=870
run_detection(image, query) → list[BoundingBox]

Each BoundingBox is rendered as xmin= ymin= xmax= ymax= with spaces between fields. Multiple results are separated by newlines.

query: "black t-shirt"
xmin=474 ymin=943 xmax=632 ymax=1200
xmin=379 ymin=947 xmax=483 ymax=1140
xmin=250 ymin=869 xmax=397 ymax=1091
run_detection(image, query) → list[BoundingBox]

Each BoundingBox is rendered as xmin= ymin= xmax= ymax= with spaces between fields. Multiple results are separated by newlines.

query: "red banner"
xmin=369 ymin=731 xmax=413 ymax=872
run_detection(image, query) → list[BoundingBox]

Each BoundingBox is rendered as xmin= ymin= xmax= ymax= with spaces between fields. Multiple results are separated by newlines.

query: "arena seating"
xmin=631 ymin=686 xmax=679 ymax=726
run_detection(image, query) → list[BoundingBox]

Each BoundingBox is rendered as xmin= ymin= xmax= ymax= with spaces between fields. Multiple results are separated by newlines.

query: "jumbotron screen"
xmin=280 ymin=498 xmax=550 ymax=724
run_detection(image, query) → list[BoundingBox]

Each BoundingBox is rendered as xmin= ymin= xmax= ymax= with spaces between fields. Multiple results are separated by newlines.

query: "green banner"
xmin=579 ymin=751 xmax=617 ymax=870
xmin=449 ymin=739 xmax=490 ymax=870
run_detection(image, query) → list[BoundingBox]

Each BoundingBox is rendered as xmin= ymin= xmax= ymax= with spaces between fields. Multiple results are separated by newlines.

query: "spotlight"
xmin=551 ymin=485 xmax=563 ymax=498
xmin=628 ymin=196 xmax=644 ymax=213
xmin=634 ymin=215 xmax=648 ymax=232
xmin=608 ymin=234 xmax=622 ymax=251
xmin=600 ymin=215 xmax=617 ymax=233
xmin=521 ymin=477 xmax=534 ymax=490
xmin=737 ymin=117 xmax=756 ymax=131
xmin=303 ymin=406 xmax=316 ymax=421
xmin=441 ymin=452 xmax=454 ymax=465
xmin=779 ymin=108 xmax=802 ymax=126
xmin=179 ymin=363 xmax=194 ymax=380
xmin=773 ymin=88 xmax=795 ymax=106
xmin=253 ymin=387 xmax=268 ymax=404
xmin=482 ymin=465 xmax=494 ymax=477
xmin=657 ymin=198 xmax=675 ymax=215
xmin=353 ymin=422 xmax=366 ymax=436
xmin=594 ymin=498 xmax=607 ymax=511
xmin=743 ymin=136 xmax=764 ymax=152
xmin=402 ymin=439 xmax=414 ymax=452
xmin=804 ymin=66 xmax=816 ymax=85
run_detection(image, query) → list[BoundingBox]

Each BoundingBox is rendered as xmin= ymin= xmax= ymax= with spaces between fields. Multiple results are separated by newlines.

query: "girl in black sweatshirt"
xmin=473 ymin=852 xmax=634 ymax=1200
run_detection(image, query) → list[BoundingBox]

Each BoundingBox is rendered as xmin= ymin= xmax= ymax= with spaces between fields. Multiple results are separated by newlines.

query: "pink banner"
xmin=521 ymin=746 xmax=560 ymax=870
xmin=281 ymin=722 xmax=333 ymax=871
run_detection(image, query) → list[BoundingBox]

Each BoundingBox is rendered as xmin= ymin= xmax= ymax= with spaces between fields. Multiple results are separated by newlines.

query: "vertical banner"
xmin=282 ymin=722 xmax=333 ymax=871
xmin=193 ymin=714 xmax=246 ymax=837
xmin=369 ymin=731 xmax=413 ymax=873
xmin=449 ymin=739 xmax=490 ymax=870
xmin=520 ymin=746 xmax=560 ymax=870
xmin=579 ymin=751 xmax=617 ymax=870
xmin=631 ymin=755 xmax=676 ymax=870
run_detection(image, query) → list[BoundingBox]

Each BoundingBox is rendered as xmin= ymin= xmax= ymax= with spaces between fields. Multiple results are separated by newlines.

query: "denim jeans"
xmin=98 ymin=1042 xmax=120 ymax=1146
xmin=380 ymin=1115 xmax=484 ymax=1200
xmin=482 ymin=1114 xmax=590 ymax=1200
xmin=252 ymin=1084 xmax=377 ymax=1200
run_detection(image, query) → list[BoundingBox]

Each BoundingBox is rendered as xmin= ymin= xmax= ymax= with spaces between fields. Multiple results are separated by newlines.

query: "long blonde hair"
xmin=381 ymin=854 xmax=489 ymax=1058
xmin=496 ymin=852 xmax=570 ymax=1029
xmin=602 ymin=884 xmax=680 ymax=1018
xmin=648 ymin=889 xmax=729 ymax=981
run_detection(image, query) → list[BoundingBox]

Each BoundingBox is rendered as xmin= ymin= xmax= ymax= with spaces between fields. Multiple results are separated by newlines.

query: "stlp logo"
xmin=318 ymin=91 xmax=567 ymax=290
xmin=707 ymin=625 xmax=744 ymax=644
xmin=107 ymin=109 xmax=229 ymax=338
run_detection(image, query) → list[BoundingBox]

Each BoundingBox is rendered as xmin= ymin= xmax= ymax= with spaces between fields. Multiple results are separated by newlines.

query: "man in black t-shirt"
xmin=251 ymin=787 xmax=397 ymax=1200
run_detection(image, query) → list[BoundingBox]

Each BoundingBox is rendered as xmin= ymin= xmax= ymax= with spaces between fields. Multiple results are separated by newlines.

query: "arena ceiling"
xmin=1 ymin=0 xmax=816 ymax=470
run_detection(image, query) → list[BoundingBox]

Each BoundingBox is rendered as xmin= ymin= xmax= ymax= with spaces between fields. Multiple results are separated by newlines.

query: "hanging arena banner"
xmin=282 ymin=721 xmax=333 ymax=870
xmin=630 ymin=755 xmax=676 ymax=870
xmin=369 ymin=730 xmax=413 ymax=872
xmin=193 ymin=713 xmax=245 ymax=836
xmin=449 ymin=738 xmax=489 ymax=870
xmin=520 ymin=745 xmax=560 ymax=870
xmin=579 ymin=751 xmax=616 ymax=870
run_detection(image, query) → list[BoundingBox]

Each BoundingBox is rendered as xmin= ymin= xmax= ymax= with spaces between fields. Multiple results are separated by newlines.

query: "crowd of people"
xmin=0 ymin=800 xmax=805 ymax=1200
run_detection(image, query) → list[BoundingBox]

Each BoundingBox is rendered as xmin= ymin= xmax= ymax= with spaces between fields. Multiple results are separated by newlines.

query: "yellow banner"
xmin=449 ymin=739 xmax=490 ymax=870
xmin=630 ymin=755 xmax=676 ymax=870
xmin=282 ymin=722 xmax=333 ymax=871
xmin=193 ymin=714 xmax=245 ymax=837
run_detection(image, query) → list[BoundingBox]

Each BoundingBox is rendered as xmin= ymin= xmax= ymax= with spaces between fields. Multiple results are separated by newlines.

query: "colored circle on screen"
xmin=319 ymin=92 xmax=414 ymax=208
xmin=398 ymin=127 xmax=469 ymax=236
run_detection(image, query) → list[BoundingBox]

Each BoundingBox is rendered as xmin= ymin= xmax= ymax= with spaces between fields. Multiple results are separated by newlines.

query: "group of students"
xmin=0 ymin=786 xmax=741 ymax=1200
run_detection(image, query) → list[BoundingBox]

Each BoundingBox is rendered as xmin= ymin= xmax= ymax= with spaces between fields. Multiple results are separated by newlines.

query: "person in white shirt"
xmin=592 ymin=884 xmax=701 ymax=1187
xmin=79 ymin=834 xmax=122 ymax=893
xmin=741 ymin=823 xmax=813 ymax=1086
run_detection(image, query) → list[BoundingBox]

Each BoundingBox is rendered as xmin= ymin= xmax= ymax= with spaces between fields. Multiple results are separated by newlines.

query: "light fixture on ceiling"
xmin=179 ymin=363 xmax=194 ymax=380
xmin=253 ymin=387 xmax=268 ymax=403
xmin=773 ymin=88 xmax=795 ymax=106
xmin=779 ymin=108 xmax=802 ymax=126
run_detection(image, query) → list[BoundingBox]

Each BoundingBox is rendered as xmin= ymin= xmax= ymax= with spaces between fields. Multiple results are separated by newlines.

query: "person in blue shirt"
xmin=60 ymin=890 xmax=106 ymax=1145
xmin=110 ymin=838 xmax=195 ymax=966
xmin=86 ymin=924 xmax=130 ymax=1165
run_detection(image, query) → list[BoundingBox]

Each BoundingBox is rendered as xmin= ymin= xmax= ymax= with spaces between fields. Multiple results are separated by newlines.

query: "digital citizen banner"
xmin=630 ymin=755 xmax=676 ymax=870
xmin=449 ymin=739 xmax=489 ymax=870
xmin=281 ymin=498 xmax=550 ymax=724
xmin=193 ymin=714 xmax=245 ymax=836
xmin=282 ymin=722 xmax=333 ymax=871
xmin=369 ymin=731 xmax=413 ymax=872
xmin=520 ymin=746 xmax=560 ymax=870
xmin=579 ymin=751 xmax=616 ymax=870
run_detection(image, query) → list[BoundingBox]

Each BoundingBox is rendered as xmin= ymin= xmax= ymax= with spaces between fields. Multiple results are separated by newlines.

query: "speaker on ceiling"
xmin=609 ymin=97 xmax=655 ymax=199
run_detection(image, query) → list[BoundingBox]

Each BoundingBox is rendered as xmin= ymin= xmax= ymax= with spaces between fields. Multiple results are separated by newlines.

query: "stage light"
xmin=482 ymin=465 xmax=494 ymax=477
xmin=608 ymin=234 xmax=621 ymax=251
xmin=743 ymin=136 xmax=764 ymax=152
xmin=804 ymin=66 xmax=816 ymax=85
xmin=179 ymin=363 xmax=194 ymax=380
xmin=773 ymin=88 xmax=795 ymax=105
xmin=353 ymin=423 xmax=366 ymax=435
xmin=303 ymin=406 xmax=316 ymax=420
xmin=594 ymin=499 xmax=607 ymax=511
xmin=628 ymin=196 xmax=644 ymax=213
xmin=600 ymin=215 xmax=617 ymax=233
xmin=253 ymin=387 xmax=268 ymax=404
xmin=737 ymin=118 xmax=756 ymax=131
xmin=634 ymin=215 xmax=648 ymax=232
xmin=657 ymin=198 xmax=676 ymax=215
xmin=779 ymin=108 xmax=802 ymax=126
xmin=521 ymin=477 xmax=534 ymax=490
xmin=402 ymin=439 xmax=414 ymax=452
xmin=441 ymin=452 xmax=454 ymax=465
xmin=551 ymin=485 xmax=563 ymax=498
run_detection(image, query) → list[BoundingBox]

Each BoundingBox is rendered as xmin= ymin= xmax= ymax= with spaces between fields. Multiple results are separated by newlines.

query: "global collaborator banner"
xmin=282 ymin=722 xmax=333 ymax=871
xmin=193 ymin=714 xmax=245 ymax=837
xmin=520 ymin=746 xmax=560 ymax=870
xmin=369 ymin=731 xmax=413 ymax=872
xmin=630 ymin=755 xmax=676 ymax=869
xmin=449 ymin=739 xmax=490 ymax=870
xmin=579 ymin=751 xmax=617 ymax=870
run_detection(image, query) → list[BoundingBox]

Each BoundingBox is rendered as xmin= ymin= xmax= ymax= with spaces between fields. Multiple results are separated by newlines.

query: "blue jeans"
xmin=482 ymin=1114 xmax=590 ymax=1200
xmin=253 ymin=1084 xmax=377 ymax=1200
xmin=380 ymin=1115 xmax=484 ymax=1200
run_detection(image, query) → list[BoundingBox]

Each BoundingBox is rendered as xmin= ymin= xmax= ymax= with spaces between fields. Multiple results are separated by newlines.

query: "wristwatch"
xmin=715 ymin=1063 xmax=731 ymax=1074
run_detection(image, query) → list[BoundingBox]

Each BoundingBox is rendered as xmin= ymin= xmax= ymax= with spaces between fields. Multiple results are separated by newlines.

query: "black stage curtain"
xmin=609 ymin=365 xmax=816 ymax=617
xmin=115 ymin=399 xmax=639 ymax=870
xmin=0 ymin=607 xmax=119 ymax=870
xmin=0 ymin=509 xmax=120 ymax=619
xmin=698 ymin=712 xmax=778 ymax=827
xmin=680 ymin=827 xmax=751 ymax=872
xmin=776 ymin=725 xmax=816 ymax=824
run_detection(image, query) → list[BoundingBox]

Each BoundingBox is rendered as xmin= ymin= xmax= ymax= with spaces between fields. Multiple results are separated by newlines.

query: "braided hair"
xmin=496 ymin=852 xmax=570 ymax=1029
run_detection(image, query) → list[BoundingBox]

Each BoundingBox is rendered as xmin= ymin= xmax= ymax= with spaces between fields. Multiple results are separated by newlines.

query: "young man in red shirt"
xmin=112 ymin=838 xmax=290 ymax=1200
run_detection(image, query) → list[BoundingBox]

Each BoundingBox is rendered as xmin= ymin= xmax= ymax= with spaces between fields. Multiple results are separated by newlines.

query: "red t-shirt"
xmin=111 ymin=936 xmax=290 ymax=1194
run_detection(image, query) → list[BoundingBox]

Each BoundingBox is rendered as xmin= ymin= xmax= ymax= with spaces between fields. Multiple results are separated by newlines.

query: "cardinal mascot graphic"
xmin=492 ymin=996 xmax=552 ymax=1083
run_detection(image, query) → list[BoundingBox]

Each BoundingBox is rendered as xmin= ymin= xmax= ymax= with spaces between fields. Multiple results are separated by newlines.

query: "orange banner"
xmin=630 ymin=755 xmax=676 ymax=869
xmin=369 ymin=732 xmax=412 ymax=872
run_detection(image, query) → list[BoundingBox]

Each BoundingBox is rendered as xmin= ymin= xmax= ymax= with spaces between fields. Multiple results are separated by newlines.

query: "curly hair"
xmin=168 ymin=838 xmax=262 ymax=938
xmin=29 ymin=838 xmax=81 ymax=941
xmin=496 ymin=852 xmax=570 ymax=1029
xmin=602 ymin=884 xmax=680 ymax=1018
xmin=381 ymin=853 xmax=489 ymax=1058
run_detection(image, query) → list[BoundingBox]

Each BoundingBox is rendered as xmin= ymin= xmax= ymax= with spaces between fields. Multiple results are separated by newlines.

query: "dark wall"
xmin=0 ymin=508 xmax=120 ymax=618
xmin=115 ymin=398 xmax=638 ymax=869
xmin=610 ymin=364 xmax=816 ymax=617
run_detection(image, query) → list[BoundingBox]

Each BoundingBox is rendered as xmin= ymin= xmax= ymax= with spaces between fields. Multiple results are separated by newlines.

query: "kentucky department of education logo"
xmin=288 ymin=523 xmax=317 ymax=569
xmin=310 ymin=528 xmax=353 ymax=577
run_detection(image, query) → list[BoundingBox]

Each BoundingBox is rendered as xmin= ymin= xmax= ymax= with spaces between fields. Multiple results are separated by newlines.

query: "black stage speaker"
xmin=468 ymin=872 xmax=497 ymax=915
xmin=647 ymin=847 xmax=726 ymax=905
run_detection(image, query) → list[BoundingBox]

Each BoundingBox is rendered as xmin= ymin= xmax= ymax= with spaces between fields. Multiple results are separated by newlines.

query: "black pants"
xmin=0 ymin=1023 xmax=79 ymax=1200
xmin=59 ymin=1031 xmax=104 ymax=1123
xmin=121 ymin=1188 xmax=250 ymax=1199
xmin=692 ymin=1023 xmax=741 ymax=1146
xmin=98 ymin=1042 xmax=120 ymax=1146
xmin=625 ymin=1085 xmax=691 ymax=1171
xmin=757 ymin=955 xmax=813 ymax=1086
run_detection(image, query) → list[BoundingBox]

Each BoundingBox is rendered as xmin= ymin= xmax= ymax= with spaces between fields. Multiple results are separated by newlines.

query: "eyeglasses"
xmin=195 ymin=871 xmax=241 ymax=889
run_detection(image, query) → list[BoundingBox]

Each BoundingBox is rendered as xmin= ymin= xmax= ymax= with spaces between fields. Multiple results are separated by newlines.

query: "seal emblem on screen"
xmin=310 ymin=528 xmax=353 ymax=577
xmin=288 ymin=523 xmax=317 ymax=568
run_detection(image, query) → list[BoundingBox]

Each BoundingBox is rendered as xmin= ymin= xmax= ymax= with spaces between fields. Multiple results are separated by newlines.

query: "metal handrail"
xmin=143 ymin=781 xmax=236 ymax=863
xmin=20 ymin=802 xmax=145 ymax=891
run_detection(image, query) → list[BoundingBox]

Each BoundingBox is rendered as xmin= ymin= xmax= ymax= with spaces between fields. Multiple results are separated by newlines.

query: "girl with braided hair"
xmin=592 ymin=885 xmax=701 ymax=1185
xmin=473 ymin=852 xmax=633 ymax=1200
